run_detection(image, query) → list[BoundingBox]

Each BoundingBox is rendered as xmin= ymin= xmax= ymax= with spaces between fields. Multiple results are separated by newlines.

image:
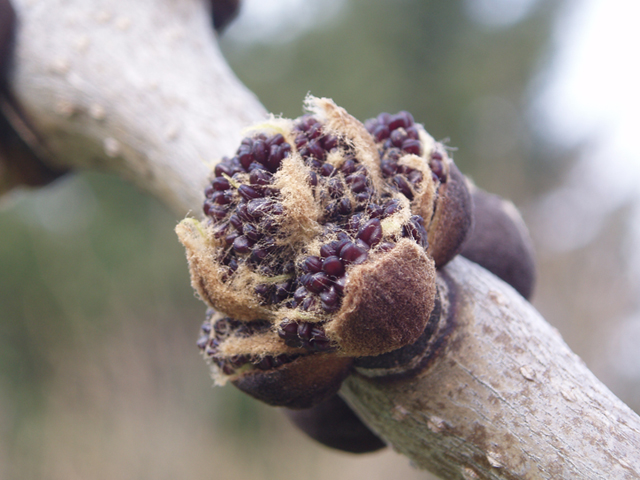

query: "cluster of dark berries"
xmin=197 ymin=315 xmax=299 ymax=375
xmin=274 ymin=211 xmax=420 ymax=353
xmin=292 ymin=115 xmax=376 ymax=216
xmin=198 ymin=108 xmax=435 ymax=362
xmin=289 ymin=203 xmax=427 ymax=320
xmin=289 ymin=117 xmax=381 ymax=319
xmin=365 ymin=111 xmax=446 ymax=198
xmin=200 ymin=115 xmax=402 ymax=319
xmin=203 ymin=132 xmax=294 ymax=279
xmin=294 ymin=115 xmax=340 ymax=162
xmin=180 ymin=99 xmax=475 ymax=414
xmin=282 ymin=114 xmax=430 ymax=325
xmin=277 ymin=318 xmax=332 ymax=351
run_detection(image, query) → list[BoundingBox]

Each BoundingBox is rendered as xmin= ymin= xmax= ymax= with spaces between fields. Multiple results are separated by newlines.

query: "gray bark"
xmin=5 ymin=1 xmax=640 ymax=478
xmin=341 ymin=257 xmax=640 ymax=479
xmin=8 ymin=0 xmax=266 ymax=213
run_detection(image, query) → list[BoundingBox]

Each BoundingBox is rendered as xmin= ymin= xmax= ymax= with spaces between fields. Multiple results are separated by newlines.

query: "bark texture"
xmin=7 ymin=0 xmax=265 ymax=212
xmin=341 ymin=256 xmax=640 ymax=479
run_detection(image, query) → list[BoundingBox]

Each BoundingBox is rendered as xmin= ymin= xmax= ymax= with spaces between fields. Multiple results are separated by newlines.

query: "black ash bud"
xmin=177 ymin=96 xmax=473 ymax=407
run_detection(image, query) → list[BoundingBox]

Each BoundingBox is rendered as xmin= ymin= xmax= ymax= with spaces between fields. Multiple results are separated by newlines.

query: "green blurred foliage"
xmin=0 ymin=1 xmax=561 ymax=478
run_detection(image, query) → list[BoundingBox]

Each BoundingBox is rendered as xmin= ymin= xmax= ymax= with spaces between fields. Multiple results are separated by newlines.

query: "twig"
xmin=8 ymin=0 xmax=266 ymax=213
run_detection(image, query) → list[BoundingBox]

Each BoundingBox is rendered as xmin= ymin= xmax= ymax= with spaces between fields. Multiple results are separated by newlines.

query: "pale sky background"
xmin=529 ymin=0 xmax=640 ymax=380
xmin=226 ymin=0 xmax=542 ymax=42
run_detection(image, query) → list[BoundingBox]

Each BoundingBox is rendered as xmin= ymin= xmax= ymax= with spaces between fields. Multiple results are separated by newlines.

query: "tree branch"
xmin=341 ymin=257 xmax=640 ymax=479
xmin=4 ymin=1 xmax=640 ymax=478
xmin=7 ymin=0 xmax=266 ymax=212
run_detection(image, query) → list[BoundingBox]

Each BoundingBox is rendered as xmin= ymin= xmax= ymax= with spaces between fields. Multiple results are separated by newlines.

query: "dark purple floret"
xmin=367 ymin=204 xmax=385 ymax=219
xmin=267 ymin=144 xmax=290 ymax=172
xmin=254 ymin=284 xmax=272 ymax=303
xmin=201 ymin=321 xmax=212 ymax=334
xmin=320 ymin=243 xmax=337 ymax=258
xmin=301 ymin=296 xmax=316 ymax=311
xmin=430 ymin=151 xmax=446 ymax=183
xmin=392 ymin=175 xmax=414 ymax=200
xmin=235 ymin=203 xmax=252 ymax=222
xmin=405 ymin=126 xmax=420 ymax=139
xmin=337 ymin=197 xmax=352 ymax=215
xmin=278 ymin=319 xmax=299 ymax=340
xmin=311 ymin=141 xmax=327 ymax=159
xmin=339 ymin=242 xmax=368 ymax=265
xmin=372 ymin=125 xmax=390 ymax=142
xmin=388 ymin=111 xmax=414 ymax=130
xmin=203 ymin=202 xmax=227 ymax=219
xmin=211 ymin=191 xmax=232 ymax=205
xmin=356 ymin=219 xmax=383 ymax=247
xmin=233 ymin=235 xmax=252 ymax=254
xmin=252 ymin=139 xmax=268 ymax=164
xmin=354 ymin=192 xmax=371 ymax=204
xmin=238 ymin=150 xmax=253 ymax=170
xmin=322 ymin=135 xmax=338 ymax=151
xmin=293 ymin=286 xmax=308 ymax=305
xmin=306 ymin=272 xmax=332 ymax=294
xmin=246 ymin=198 xmax=270 ymax=219
xmin=213 ymin=221 xmax=230 ymax=239
xmin=255 ymin=356 xmax=273 ymax=371
xmin=346 ymin=173 xmax=367 ymax=193
xmin=248 ymin=161 xmax=267 ymax=173
xmin=322 ymin=256 xmax=345 ymax=277
xmin=378 ymin=242 xmax=396 ymax=252
xmin=197 ymin=335 xmax=209 ymax=349
xmin=377 ymin=112 xmax=391 ymax=125
xmin=274 ymin=281 xmax=293 ymax=302
xmin=268 ymin=133 xmax=285 ymax=147
xmin=403 ymin=215 xmax=429 ymax=249
xmin=242 ymin=223 xmax=261 ymax=242
xmin=390 ymin=129 xmax=406 ymax=148
xmin=402 ymin=139 xmax=421 ymax=155
xmin=295 ymin=135 xmax=308 ymax=150
xmin=225 ymin=232 xmax=239 ymax=245
xmin=220 ymin=362 xmax=235 ymax=375
xmin=249 ymin=169 xmax=272 ymax=186
xmin=333 ymin=276 xmax=347 ymax=295
xmin=308 ymin=171 xmax=318 ymax=187
xmin=212 ymin=177 xmax=231 ymax=191
xmin=251 ymin=246 xmax=270 ymax=263
xmin=320 ymin=163 xmax=336 ymax=177
xmin=308 ymin=326 xmax=331 ymax=350
xmin=307 ymin=122 xmax=322 ymax=140
xmin=320 ymin=287 xmax=340 ymax=312
xmin=340 ymin=158 xmax=357 ymax=175
xmin=214 ymin=162 xmax=231 ymax=178
xmin=328 ymin=178 xmax=344 ymax=198
xmin=298 ymin=322 xmax=312 ymax=340
xmin=302 ymin=256 xmax=323 ymax=274
xmin=230 ymin=355 xmax=250 ymax=368
xmin=238 ymin=185 xmax=262 ymax=201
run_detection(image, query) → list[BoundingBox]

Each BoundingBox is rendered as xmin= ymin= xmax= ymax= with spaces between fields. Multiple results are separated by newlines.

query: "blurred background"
xmin=2 ymin=0 xmax=640 ymax=478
